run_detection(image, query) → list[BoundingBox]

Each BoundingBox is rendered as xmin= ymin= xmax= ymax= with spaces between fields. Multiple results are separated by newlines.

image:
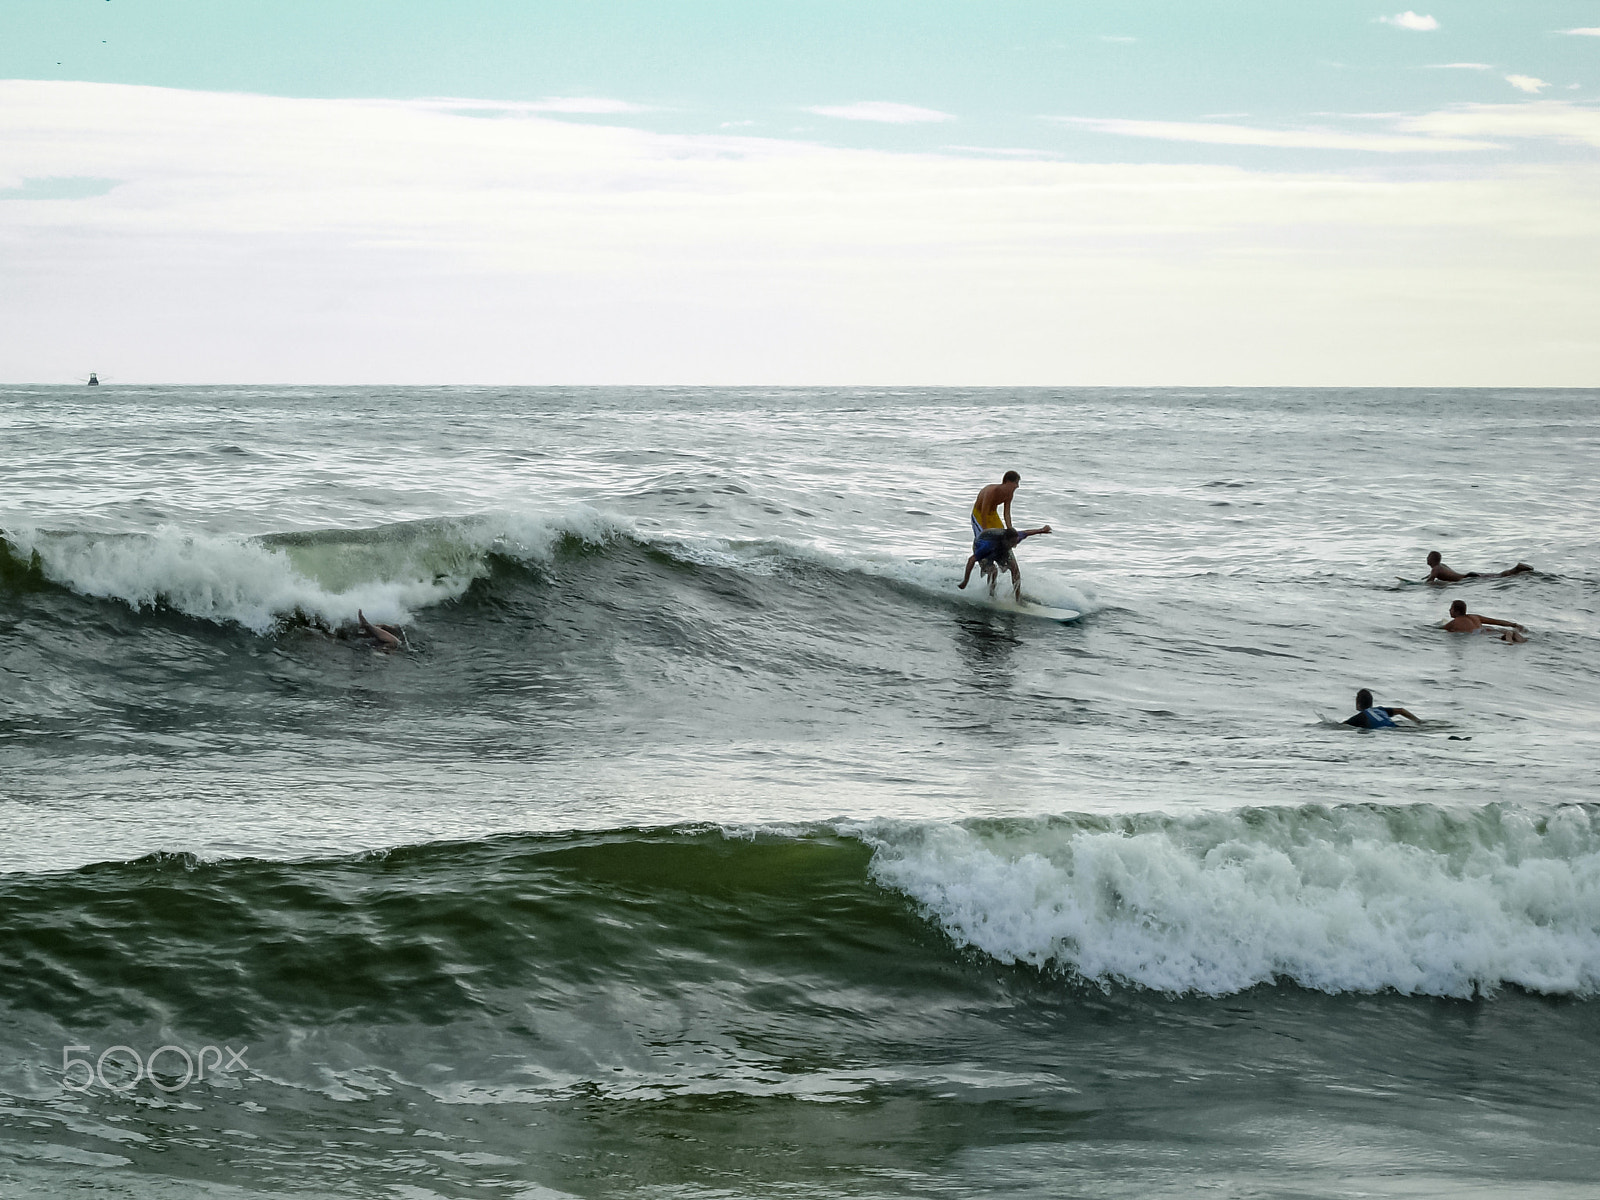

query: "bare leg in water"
xmin=358 ymin=609 xmax=402 ymax=650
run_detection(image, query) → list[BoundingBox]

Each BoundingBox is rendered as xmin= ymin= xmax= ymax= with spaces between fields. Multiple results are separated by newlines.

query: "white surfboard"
xmin=980 ymin=595 xmax=1081 ymax=622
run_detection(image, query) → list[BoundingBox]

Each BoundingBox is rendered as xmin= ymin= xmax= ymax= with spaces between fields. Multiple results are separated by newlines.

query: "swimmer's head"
xmin=1003 ymin=470 xmax=1021 ymax=485
xmin=1427 ymin=551 xmax=1442 ymax=566
xmin=1356 ymin=688 xmax=1374 ymax=710
xmin=1450 ymin=599 xmax=1467 ymax=617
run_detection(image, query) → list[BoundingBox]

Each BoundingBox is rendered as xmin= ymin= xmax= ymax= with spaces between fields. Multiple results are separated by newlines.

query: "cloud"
xmin=1506 ymin=75 xmax=1550 ymax=94
xmin=1379 ymin=12 xmax=1440 ymax=30
xmin=420 ymin=96 xmax=655 ymax=117
xmin=1052 ymin=115 xmax=1494 ymax=152
xmin=804 ymin=102 xmax=955 ymax=124
xmin=2 ymin=82 xmax=1598 ymax=385
xmin=1401 ymin=100 xmax=1600 ymax=147
xmin=1563 ymin=28 xmax=1600 ymax=36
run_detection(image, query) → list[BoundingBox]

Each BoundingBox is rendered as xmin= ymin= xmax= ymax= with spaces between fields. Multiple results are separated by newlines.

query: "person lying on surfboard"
xmin=1442 ymin=599 xmax=1527 ymax=642
xmin=1418 ymin=550 xmax=1534 ymax=584
xmin=1343 ymin=688 xmax=1421 ymax=729
xmin=958 ymin=525 xmax=1052 ymax=601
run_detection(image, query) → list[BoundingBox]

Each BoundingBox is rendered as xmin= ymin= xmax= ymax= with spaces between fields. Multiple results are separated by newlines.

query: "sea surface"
xmin=2 ymin=386 xmax=1598 ymax=1198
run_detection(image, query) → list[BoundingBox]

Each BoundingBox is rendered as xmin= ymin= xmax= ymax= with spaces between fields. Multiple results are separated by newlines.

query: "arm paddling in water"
xmin=1341 ymin=688 xmax=1421 ymax=728
xmin=1442 ymin=599 xmax=1527 ymax=642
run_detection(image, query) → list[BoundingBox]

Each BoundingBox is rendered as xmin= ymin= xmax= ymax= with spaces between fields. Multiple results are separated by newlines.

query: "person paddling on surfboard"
xmin=1443 ymin=599 xmax=1528 ymax=642
xmin=1419 ymin=550 xmax=1534 ymax=585
xmin=959 ymin=525 xmax=1052 ymax=600
xmin=1342 ymin=688 xmax=1421 ymax=729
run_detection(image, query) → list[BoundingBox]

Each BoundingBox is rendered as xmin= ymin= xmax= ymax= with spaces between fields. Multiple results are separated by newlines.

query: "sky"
xmin=2 ymin=1 xmax=1598 ymax=384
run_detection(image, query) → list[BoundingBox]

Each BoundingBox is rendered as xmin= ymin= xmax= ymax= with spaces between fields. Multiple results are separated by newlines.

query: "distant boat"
xmin=87 ymin=373 xmax=99 ymax=386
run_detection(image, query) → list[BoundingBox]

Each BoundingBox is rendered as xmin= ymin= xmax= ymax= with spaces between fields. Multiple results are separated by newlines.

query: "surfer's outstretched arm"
xmin=1390 ymin=707 xmax=1422 ymax=724
xmin=1477 ymin=615 xmax=1525 ymax=631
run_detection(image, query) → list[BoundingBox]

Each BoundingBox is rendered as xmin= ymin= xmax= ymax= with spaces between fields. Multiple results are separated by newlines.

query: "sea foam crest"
xmin=3 ymin=507 xmax=630 ymax=633
xmin=864 ymin=805 xmax=1600 ymax=998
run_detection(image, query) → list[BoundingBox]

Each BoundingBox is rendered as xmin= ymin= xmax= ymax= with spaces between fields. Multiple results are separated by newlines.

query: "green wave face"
xmin=5 ymin=820 xmax=1600 ymax=1198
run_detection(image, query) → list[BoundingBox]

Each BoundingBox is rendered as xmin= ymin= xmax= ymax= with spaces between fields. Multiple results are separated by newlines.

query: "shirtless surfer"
xmin=970 ymin=471 xmax=1022 ymax=541
xmin=1342 ymin=688 xmax=1421 ymax=729
xmin=961 ymin=471 xmax=1050 ymax=600
xmin=1421 ymin=551 xmax=1534 ymax=584
xmin=1443 ymin=599 xmax=1527 ymax=642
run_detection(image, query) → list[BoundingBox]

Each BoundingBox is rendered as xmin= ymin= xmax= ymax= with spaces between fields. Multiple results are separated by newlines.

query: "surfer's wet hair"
xmin=1427 ymin=551 xmax=1441 ymax=566
xmin=1450 ymin=600 xmax=1467 ymax=616
xmin=1003 ymin=470 xmax=1021 ymax=484
xmin=1356 ymin=688 xmax=1374 ymax=710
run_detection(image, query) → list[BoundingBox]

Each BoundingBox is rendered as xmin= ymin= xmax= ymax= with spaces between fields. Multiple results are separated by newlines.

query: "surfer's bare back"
xmin=1422 ymin=550 xmax=1534 ymax=584
xmin=1443 ymin=599 xmax=1527 ymax=642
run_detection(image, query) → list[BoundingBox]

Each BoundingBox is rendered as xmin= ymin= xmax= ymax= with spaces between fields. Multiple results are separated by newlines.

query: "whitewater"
xmin=2 ymin=385 xmax=1599 ymax=1198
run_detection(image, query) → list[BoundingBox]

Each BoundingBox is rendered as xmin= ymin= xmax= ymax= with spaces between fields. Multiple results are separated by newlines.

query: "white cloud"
xmin=1053 ymin=115 xmax=1494 ymax=152
xmin=1563 ymin=27 xmax=1600 ymax=36
xmin=525 ymin=97 xmax=655 ymax=115
xmin=413 ymin=96 xmax=657 ymax=117
xmin=1401 ymin=101 xmax=1600 ymax=147
xmin=1379 ymin=12 xmax=1440 ymax=30
xmin=804 ymin=102 xmax=955 ymax=124
xmin=1 ymin=82 xmax=1597 ymax=385
xmin=1506 ymin=75 xmax=1551 ymax=94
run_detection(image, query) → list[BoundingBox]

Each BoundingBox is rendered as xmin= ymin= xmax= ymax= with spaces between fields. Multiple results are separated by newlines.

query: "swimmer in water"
xmin=958 ymin=525 xmax=1052 ymax=601
xmin=1342 ymin=688 xmax=1421 ymax=729
xmin=1422 ymin=550 xmax=1534 ymax=584
xmin=1442 ymin=599 xmax=1527 ymax=642
xmin=357 ymin=609 xmax=403 ymax=650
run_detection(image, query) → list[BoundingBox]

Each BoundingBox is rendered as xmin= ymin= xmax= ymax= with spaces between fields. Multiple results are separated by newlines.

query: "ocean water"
xmin=2 ymin=385 xmax=1598 ymax=1198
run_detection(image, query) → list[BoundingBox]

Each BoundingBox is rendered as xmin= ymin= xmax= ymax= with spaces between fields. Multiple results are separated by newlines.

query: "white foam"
xmin=4 ymin=505 xmax=634 ymax=633
xmin=6 ymin=508 xmax=1095 ymax=633
xmin=862 ymin=805 xmax=1600 ymax=998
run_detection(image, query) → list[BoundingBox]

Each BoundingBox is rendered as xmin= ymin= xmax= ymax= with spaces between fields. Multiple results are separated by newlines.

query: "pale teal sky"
xmin=2 ymin=3 xmax=1598 ymax=382
xmin=5 ymin=1 xmax=1598 ymax=162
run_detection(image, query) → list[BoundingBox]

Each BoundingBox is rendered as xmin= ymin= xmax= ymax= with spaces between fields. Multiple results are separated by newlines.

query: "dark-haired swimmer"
xmin=1422 ymin=550 xmax=1534 ymax=584
xmin=959 ymin=525 xmax=1052 ymax=601
xmin=1343 ymin=688 xmax=1421 ymax=729
xmin=1443 ymin=599 xmax=1527 ymax=642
